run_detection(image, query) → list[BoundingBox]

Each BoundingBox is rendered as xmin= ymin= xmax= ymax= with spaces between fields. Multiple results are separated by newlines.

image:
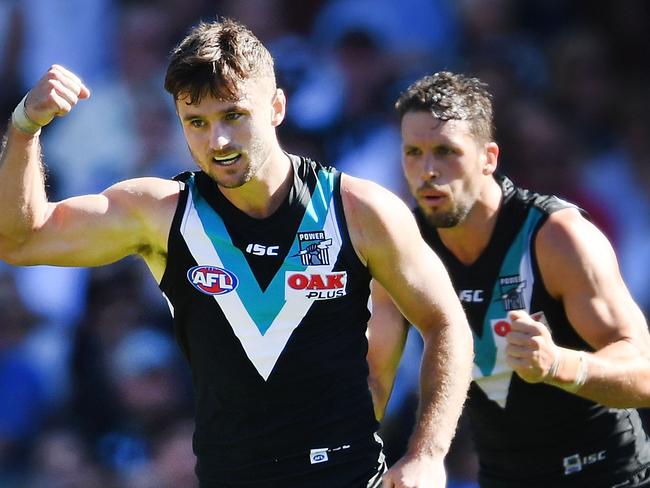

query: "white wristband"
xmin=11 ymin=94 xmax=42 ymax=134
xmin=546 ymin=349 xmax=561 ymax=380
xmin=562 ymin=352 xmax=589 ymax=393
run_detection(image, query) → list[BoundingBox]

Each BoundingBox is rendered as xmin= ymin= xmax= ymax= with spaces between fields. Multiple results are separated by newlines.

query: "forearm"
xmin=546 ymin=341 xmax=650 ymax=408
xmin=406 ymin=323 xmax=473 ymax=460
xmin=0 ymin=125 xmax=48 ymax=249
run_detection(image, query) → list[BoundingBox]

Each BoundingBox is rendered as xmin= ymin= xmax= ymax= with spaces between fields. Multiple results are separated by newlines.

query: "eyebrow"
xmin=181 ymin=103 xmax=248 ymax=121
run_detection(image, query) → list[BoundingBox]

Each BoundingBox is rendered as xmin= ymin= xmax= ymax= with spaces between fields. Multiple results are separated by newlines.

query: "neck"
xmin=437 ymin=177 xmax=503 ymax=265
xmin=219 ymin=148 xmax=292 ymax=219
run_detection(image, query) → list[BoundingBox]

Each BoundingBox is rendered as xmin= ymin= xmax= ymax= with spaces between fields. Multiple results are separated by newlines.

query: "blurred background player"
xmin=368 ymin=71 xmax=650 ymax=488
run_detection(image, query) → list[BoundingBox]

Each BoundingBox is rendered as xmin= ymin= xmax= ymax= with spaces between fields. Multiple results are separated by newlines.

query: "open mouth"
xmin=417 ymin=189 xmax=448 ymax=205
xmin=212 ymin=153 xmax=241 ymax=166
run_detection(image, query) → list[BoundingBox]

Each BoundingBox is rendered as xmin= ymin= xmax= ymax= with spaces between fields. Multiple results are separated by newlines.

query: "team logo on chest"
xmin=293 ymin=231 xmax=332 ymax=266
xmin=187 ymin=265 xmax=239 ymax=296
xmin=498 ymin=274 xmax=527 ymax=311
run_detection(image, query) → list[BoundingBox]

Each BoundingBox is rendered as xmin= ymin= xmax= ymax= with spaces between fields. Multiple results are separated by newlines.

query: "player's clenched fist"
xmin=505 ymin=310 xmax=560 ymax=384
xmin=12 ymin=64 xmax=90 ymax=134
xmin=382 ymin=455 xmax=447 ymax=488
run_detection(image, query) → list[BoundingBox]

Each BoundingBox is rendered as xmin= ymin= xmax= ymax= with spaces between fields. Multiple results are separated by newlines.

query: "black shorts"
xmin=480 ymin=466 xmax=650 ymax=488
xmin=198 ymin=451 xmax=387 ymax=488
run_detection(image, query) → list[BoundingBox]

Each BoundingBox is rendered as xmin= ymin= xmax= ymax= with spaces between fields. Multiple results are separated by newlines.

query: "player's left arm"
xmin=506 ymin=207 xmax=650 ymax=407
xmin=366 ymin=279 xmax=409 ymax=422
xmin=341 ymin=174 xmax=473 ymax=487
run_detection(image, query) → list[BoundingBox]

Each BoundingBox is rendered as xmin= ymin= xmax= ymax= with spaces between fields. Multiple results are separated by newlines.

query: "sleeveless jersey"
xmin=416 ymin=175 xmax=650 ymax=488
xmin=159 ymin=155 xmax=383 ymax=486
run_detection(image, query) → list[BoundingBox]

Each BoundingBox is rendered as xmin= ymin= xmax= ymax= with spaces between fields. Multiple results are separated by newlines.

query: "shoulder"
xmin=103 ymin=177 xmax=181 ymax=211
xmin=536 ymin=207 xmax=605 ymax=255
xmin=340 ymin=174 xmax=415 ymax=232
xmin=535 ymin=207 xmax=616 ymax=297
xmin=102 ymin=177 xmax=181 ymax=241
xmin=339 ymin=173 xmax=419 ymax=263
xmin=105 ymin=176 xmax=181 ymax=197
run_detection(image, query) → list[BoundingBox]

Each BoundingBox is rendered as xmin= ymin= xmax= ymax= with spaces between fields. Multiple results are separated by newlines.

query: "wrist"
xmin=404 ymin=440 xmax=448 ymax=462
xmin=546 ymin=349 xmax=589 ymax=393
xmin=11 ymin=94 xmax=42 ymax=135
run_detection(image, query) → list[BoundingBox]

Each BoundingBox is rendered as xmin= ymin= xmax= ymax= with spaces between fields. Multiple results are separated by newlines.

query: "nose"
xmin=421 ymin=155 xmax=439 ymax=181
xmin=210 ymin=125 xmax=231 ymax=151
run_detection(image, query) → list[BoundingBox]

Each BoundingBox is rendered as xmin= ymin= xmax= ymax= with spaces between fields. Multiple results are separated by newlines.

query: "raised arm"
xmin=505 ymin=207 xmax=650 ymax=407
xmin=0 ymin=65 xmax=177 ymax=281
xmin=0 ymin=65 xmax=88 ymax=251
xmin=342 ymin=174 xmax=473 ymax=488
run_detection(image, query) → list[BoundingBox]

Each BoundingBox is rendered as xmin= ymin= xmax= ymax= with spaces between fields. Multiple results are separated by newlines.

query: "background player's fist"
xmin=505 ymin=310 xmax=560 ymax=384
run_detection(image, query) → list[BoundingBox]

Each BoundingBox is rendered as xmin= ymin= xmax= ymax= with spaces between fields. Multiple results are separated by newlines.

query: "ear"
xmin=481 ymin=142 xmax=499 ymax=175
xmin=271 ymin=88 xmax=286 ymax=127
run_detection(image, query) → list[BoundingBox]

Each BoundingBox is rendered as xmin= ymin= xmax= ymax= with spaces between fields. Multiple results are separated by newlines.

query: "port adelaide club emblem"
xmin=293 ymin=231 xmax=332 ymax=266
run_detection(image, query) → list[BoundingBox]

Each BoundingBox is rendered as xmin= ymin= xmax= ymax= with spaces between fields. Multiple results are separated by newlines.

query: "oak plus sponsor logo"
xmin=187 ymin=265 xmax=239 ymax=296
xmin=285 ymin=271 xmax=347 ymax=300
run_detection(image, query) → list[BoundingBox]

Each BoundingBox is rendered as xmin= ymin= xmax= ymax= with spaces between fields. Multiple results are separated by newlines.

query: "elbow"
xmin=0 ymin=239 xmax=33 ymax=266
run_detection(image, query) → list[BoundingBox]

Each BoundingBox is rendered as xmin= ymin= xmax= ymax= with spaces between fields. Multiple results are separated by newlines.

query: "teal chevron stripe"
xmin=188 ymin=170 xmax=336 ymax=335
xmin=474 ymin=208 xmax=543 ymax=376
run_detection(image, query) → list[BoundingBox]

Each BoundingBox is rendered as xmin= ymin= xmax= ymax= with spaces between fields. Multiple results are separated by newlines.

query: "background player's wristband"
xmin=11 ymin=94 xmax=42 ymax=134
xmin=561 ymin=352 xmax=588 ymax=393
xmin=546 ymin=351 xmax=561 ymax=380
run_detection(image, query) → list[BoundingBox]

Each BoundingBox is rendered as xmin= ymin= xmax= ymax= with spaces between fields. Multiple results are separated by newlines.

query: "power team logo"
xmin=285 ymin=271 xmax=347 ymax=300
xmin=498 ymin=274 xmax=527 ymax=311
xmin=294 ymin=231 xmax=332 ymax=266
xmin=187 ymin=265 xmax=239 ymax=296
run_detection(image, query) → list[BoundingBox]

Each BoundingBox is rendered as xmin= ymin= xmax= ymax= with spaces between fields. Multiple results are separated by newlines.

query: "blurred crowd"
xmin=0 ymin=0 xmax=649 ymax=486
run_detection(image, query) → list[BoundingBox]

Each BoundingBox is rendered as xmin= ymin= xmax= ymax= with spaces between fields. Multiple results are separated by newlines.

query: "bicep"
xmin=8 ymin=187 xmax=148 ymax=267
xmin=342 ymin=175 xmax=465 ymax=336
xmin=364 ymin=205 xmax=463 ymax=337
xmin=539 ymin=211 xmax=650 ymax=352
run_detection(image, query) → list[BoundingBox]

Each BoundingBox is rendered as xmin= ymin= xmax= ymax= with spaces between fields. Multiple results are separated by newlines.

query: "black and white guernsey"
xmin=416 ymin=175 xmax=650 ymax=488
xmin=159 ymin=154 xmax=383 ymax=486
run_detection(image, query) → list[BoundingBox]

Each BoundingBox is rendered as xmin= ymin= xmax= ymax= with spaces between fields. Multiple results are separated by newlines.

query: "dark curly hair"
xmin=395 ymin=71 xmax=494 ymax=143
xmin=164 ymin=18 xmax=275 ymax=104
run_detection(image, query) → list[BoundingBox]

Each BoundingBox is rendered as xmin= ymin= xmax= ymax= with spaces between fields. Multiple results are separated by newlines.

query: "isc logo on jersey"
xmin=285 ymin=271 xmax=347 ymax=300
xmin=187 ymin=265 xmax=239 ymax=296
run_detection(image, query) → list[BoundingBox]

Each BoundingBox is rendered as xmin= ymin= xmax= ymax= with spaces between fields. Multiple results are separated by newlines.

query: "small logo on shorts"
xmin=310 ymin=448 xmax=329 ymax=464
xmin=309 ymin=444 xmax=350 ymax=464
xmin=562 ymin=450 xmax=606 ymax=475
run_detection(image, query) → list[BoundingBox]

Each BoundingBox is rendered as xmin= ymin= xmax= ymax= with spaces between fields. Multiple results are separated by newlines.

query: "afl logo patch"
xmin=187 ymin=265 xmax=238 ymax=296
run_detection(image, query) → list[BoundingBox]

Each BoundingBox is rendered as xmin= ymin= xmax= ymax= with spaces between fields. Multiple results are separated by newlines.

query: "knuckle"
xmin=46 ymin=79 xmax=60 ymax=91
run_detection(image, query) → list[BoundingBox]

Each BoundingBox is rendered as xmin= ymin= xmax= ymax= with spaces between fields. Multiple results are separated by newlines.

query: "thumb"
xmin=78 ymin=83 xmax=91 ymax=99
